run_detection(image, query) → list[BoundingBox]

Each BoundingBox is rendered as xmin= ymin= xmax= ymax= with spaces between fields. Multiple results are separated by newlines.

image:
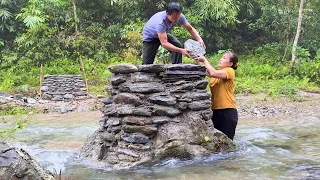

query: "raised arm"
xmin=183 ymin=23 xmax=206 ymax=48
xmin=195 ymin=56 xmax=227 ymax=79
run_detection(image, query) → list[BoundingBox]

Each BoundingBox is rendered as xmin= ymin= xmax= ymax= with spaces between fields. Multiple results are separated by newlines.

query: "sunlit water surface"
xmin=1 ymin=111 xmax=320 ymax=180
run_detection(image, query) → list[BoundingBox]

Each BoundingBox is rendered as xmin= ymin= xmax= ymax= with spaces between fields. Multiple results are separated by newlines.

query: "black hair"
xmin=226 ymin=52 xmax=238 ymax=70
xmin=166 ymin=2 xmax=182 ymax=15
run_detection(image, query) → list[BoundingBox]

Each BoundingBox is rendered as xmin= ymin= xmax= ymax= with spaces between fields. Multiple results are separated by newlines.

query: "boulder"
xmin=0 ymin=141 xmax=55 ymax=180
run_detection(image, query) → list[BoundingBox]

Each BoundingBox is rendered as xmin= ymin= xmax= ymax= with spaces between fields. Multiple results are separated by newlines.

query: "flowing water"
xmin=1 ymin=111 xmax=320 ymax=180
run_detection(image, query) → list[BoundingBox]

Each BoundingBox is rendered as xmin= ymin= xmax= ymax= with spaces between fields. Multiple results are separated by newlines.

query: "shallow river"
xmin=1 ymin=111 xmax=320 ymax=180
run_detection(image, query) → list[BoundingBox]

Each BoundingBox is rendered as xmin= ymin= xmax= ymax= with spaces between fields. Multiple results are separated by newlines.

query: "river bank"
xmin=237 ymin=91 xmax=320 ymax=119
xmin=1 ymin=90 xmax=320 ymax=119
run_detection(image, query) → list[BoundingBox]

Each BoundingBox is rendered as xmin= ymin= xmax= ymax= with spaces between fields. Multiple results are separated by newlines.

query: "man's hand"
xmin=180 ymin=48 xmax=191 ymax=58
xmin=198 ymin=39 xmax=206 ymax=49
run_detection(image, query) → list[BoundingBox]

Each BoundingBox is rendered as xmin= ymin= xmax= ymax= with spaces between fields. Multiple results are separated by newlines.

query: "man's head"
xmin=166 ymin=2 xmax=182 ymax=23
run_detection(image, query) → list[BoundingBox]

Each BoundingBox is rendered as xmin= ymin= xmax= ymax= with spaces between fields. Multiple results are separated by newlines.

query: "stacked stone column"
xmin=81 ymin=64 xmax=234 ymax=169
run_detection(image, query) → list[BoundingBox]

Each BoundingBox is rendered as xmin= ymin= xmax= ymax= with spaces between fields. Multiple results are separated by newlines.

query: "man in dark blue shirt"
xmin=142 ymin=2 xmax=206 ymax=64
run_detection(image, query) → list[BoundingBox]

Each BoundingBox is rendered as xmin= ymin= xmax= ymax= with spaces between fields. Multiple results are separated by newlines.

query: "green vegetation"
xmin=0 ymin=115 xmax=30 ymax=142
xmin=0 ymin=0 xmax=319 ymax=97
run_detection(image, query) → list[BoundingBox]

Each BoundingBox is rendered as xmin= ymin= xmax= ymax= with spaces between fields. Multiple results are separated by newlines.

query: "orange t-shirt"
xmin=209 ymin=67 xmax=236 ymax=110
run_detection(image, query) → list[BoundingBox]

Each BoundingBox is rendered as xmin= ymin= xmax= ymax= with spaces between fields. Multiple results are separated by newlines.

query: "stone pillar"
xmin=81 ymin=64 xmax=235 ymax=170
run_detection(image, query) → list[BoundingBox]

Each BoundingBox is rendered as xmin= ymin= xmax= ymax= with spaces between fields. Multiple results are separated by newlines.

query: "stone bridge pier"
xmin=81 ymin=64 xmax=235 ymax=170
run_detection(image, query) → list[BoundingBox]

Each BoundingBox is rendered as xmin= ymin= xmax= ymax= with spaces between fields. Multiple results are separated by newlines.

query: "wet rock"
xmin=0 ymin=141 xmax=55 ymax=180
xmin=121 ymin=133 xmax=149 ymax=144
xmin=122 ymin=125 xmax=158 ymax=135
xmin=123 ymin=116 xmax=152 ymax=125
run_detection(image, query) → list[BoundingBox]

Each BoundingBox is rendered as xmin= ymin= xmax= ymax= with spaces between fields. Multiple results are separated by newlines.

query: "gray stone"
xmin=201 ymin=110 xmax=213 ymax=121
xmin=101 ymin=104 xmax=118 ymax=116
xmin=103 ymin=97 xmax=113 ymax=105
xmin=165 ymin=70 xmax=205 ymax=76
xmin=195 ymin=80 xmax=209 ymax=89
xmin=27 ymin=98 xmax=37 ymax=104
xmin=117 ymin=148 xmax=140 ymax=158
xmin=106 ymin=117 xmax=122 ymax=126
xmin=41 ymin=86 xmax=49 ymax=92
xmin=0 ymin=91 xmax=10 ymax=97
xmin=188 ymin=100 xmax=212 ymax=111
xmin=184 ymin=39 xmax=206 ymax=59
xmin=166 ymin=64 xmax=206 ymax=71
xmin=64 ymin=94 xmax=74 ymax=99
xmin=181 ymin=92 xmax=211 ymax=101
xmin=138 ymin=64 xmax=166 ymax=73
xmin=121 ymin=133 xmax=149 ymax=144
xmin=117 ymin=105 xmax=152 ymax=117
xmin=151 ymin=116 xmax=169 ymax=124
xmin=108 ymin=64 xmax=138 ymax=74
xmin=130 ymin=72 xmax=159 ymax=82
xmin=122 ymin=125 xmax=158 ymax=135
xmin=119 ymin=82 xmax=165 ymax=94
xmin=113 ymin=93 xmax=142 ymax=106
xmin=175 ymin=102 xmax=188 ymax=110
xmin=171 ymin=82 xmax=195 ymax=92
xmin=109 ymin=74 xmax=127 ymax=86
xmin=99 ymin=117 xmax=107 ymax=127
xmin=13 ymin=94 xmax=22 ymax=100
xmin=152 ymin=105 xmax=182 ymax=117
xmin=0 ymin=141 xmax=55 ymax=180
xmin=148 ymin=94 xmax=177 ymax=106
xmin=123 ymin=116 xmax=152 ymax=125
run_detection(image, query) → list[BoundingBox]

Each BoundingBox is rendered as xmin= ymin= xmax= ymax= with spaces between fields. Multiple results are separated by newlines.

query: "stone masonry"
xmin=81 ymin=64 xmax=235 ymax=170
xmin=41 ymin=75 xmax=88 ymax=101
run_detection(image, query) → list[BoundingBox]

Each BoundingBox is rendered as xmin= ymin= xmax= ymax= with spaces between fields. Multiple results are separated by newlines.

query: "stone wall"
xmin=41 ymin=75 xmax=88 ymax=101
xmin=81 ymin=64 xmax=235 ymax=170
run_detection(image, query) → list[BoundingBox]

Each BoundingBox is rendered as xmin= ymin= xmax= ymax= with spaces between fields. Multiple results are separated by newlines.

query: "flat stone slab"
xmin=184 ymin=39 xmax=206 ymax=59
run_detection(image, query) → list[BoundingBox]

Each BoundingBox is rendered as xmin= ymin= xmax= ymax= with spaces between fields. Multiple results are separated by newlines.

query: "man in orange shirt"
xmin=195 ymin=52 xmax=239 ymax=140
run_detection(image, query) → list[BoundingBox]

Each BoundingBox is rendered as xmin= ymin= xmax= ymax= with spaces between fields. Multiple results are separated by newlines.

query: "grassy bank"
xmin=0 ymin=52 xmax=319 ymax=99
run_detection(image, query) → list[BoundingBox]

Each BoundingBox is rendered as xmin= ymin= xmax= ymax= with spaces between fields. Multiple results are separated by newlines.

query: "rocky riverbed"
xmin=237 ymin=91 xmax=320 ymax=119
xmin=1 ymin=90 xmax=320 ymax=118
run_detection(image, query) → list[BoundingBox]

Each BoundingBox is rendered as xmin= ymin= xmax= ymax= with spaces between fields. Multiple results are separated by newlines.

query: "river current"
xmin=1 ymin=111 xmax=319 ymax=180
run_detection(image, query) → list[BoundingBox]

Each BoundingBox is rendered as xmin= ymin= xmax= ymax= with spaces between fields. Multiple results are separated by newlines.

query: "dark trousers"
xmin=212 ymin=108 xmax=238 ymax=140
xmin=142 ymin=34 xmax=183 ymax=64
